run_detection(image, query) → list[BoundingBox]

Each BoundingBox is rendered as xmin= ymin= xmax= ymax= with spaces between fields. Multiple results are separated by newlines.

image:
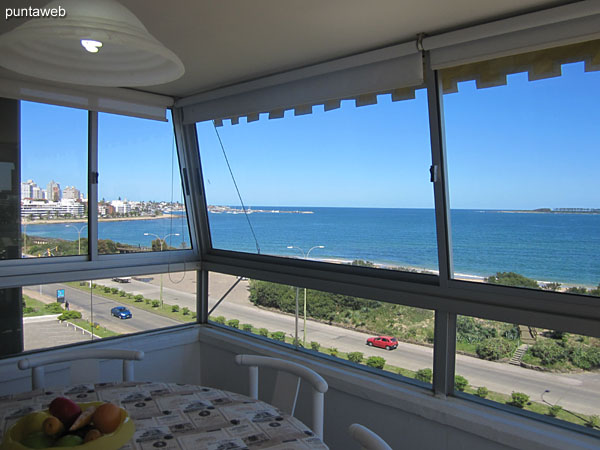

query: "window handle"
xmin=430 ymin=165 xmax=438 ymax=183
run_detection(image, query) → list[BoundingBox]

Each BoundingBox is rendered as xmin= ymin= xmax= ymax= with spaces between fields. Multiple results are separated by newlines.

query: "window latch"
xmin=430 ymin=165 xmax=438 ymax=183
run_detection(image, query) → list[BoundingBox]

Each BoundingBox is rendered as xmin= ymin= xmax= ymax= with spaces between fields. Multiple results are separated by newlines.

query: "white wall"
xmin=0 ymin=325 xmax=201 ymax=395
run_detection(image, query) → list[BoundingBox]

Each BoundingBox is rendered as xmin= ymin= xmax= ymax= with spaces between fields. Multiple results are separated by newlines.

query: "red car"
xmin=366 ymin=336 xmax=398 ymax=350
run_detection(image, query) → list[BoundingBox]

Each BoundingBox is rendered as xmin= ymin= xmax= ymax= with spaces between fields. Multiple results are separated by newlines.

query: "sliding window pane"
xmin=443 ymin=51 xmax=600 ymax=292
xmin=98 ymin=111 xmax=191 ymax=254
xmin=208 ymin=272 xmax=434 ymax=384
xmin=20 ymin=101 xmax=88 ymax=258
xmin=197 ymin=91 xmax=436 ymax=275
xmin=21 ymin=270 xmax=196 ymax=354
xmin=455 ymin=314 xmax=600 ymax=431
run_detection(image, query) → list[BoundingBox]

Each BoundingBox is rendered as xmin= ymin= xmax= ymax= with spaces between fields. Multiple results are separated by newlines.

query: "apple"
xmin=48 ymin=397 xmax=82 ymax=429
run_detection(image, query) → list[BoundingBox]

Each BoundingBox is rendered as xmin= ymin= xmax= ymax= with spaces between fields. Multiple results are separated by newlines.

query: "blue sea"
xmin=23 ymin=208 xmax=600 ymax=286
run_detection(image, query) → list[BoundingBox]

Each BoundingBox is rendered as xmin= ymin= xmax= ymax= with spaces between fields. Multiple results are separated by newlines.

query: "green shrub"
xmin=127 ymin=293 xmax=133 ymax=299
xmin=91 ymin=283 xmax=97 ymax=289
xmin=586 ymin=415 xmax=599 ymax=428
xmin=191 ymin=313 xmax=197 ymax=319
xmin=213 ymin=316 xmax=226 ymax=324
xmin=310 ymin=341 xmax=320 ymax=351
xmin=134 ymin=294 xmax=144 ymax=302
xmin=119 ymin=290 xmax=126 ymax=297
xmin=145 ymin=299 xmax=151 ymax=305
xmin=347 ymin=352 xmax=364 ymax=364
xmin=151 ymin=300 xmax=160 ymax=307
xmin=172 ymin=305 xmax=180 ymax=312
xmin=486 ymin=272 xmax=539 ymax=289
xmin=227 ymin=319 xmax=240 ymax=329
xmin=44 ymin=303 xmax=64 ymax=313
xmin=241 ymin=323 xmax=253 ymax=332
xmin=569 ymin=344 xmax=600 ymax=370
xmin=258 ymin=328 xmax=269 ymax=337
xmin=476 ymin=337 xmax=516 ymax=361
xmin=415 ymin=368 xmax=433 ymax=383
xmin=103 ymin=286 xmax=111 ymax=293
xmin=509 ymin=392 xmax=530 ymax=408
xmin=329 ymin=347 xmax=339 ymax=357
xmin=110 ymin=287 xmax=119 ymax=295
xmin=476 ymin=386 xmax=489 ymax=398
xmin=529 ymin=339 xmax=568 ymax=366
xmin=366 ymin=356 xmax=385 ymax=369
xmin=271 ymin=331 xmax=285 ymax=342
xmin=23 ymin=306 xmax=36 ymax=314
xmin=548 ymin=405 xmax=562 ymax=417
xmin=454 ymin=375 xmax=468 ymax=392
xmin=58 ymin=311 xmax=82 ymax=320
xmin=182 ymin=307 xmax=190 ymax=315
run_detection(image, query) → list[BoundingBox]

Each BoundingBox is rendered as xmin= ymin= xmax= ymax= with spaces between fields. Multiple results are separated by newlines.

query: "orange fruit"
xmin=92 ymin=403 xmax=121 ymax=434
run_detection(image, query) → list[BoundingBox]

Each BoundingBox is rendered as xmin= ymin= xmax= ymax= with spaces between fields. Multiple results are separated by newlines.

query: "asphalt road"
xmin=37 ymin=283 xmax=181 ymax=334
xmin=30 ymin=278 xmax=600 ymax=416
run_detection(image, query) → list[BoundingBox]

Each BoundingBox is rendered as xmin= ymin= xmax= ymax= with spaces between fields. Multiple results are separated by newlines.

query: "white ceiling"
xmin=0 ymin=0 xmax=572 ymax=99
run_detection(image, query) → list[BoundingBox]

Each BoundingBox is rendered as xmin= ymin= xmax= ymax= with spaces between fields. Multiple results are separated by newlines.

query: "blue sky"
xmin=21 ymin=61 xmax=598 ymax=209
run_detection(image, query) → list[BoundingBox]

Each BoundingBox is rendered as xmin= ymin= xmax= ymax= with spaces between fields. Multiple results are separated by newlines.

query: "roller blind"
xmin=439 ymin=39 xmax=600 ymax=93
xmin=0 ymin=77 xmax=173 ymax=121
xmin=178 ymin=41 xmax=423 ymax=125
xmin=423 ymin=2 xmax=600 ymax=93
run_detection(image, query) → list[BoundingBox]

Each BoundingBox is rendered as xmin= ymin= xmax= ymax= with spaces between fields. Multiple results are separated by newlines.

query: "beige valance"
xmin=441 ymin=39 xmax=600 ymax=93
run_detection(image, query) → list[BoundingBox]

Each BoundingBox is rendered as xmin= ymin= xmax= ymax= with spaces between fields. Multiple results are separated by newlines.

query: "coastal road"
xmin=30 ymin=278 xmax=600 ymax=416
xmin=24 ymin=283 xmax=180 ymax=334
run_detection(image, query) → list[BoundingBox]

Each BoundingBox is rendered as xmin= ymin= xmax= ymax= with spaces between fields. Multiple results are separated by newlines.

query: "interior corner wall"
xmin=0 ymin=97 xmax=23 ymax=357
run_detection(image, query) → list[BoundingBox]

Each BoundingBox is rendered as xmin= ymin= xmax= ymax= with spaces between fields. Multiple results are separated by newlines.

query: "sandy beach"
xmin=23 ymin=214 xmax=178 ymax=225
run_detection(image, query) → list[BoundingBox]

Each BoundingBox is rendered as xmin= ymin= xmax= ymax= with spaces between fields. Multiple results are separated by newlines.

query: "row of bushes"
xmin=87 ymin=283 xmax=197 ymax=319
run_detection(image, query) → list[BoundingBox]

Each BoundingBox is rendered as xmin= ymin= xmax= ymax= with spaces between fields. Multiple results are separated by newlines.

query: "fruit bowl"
xmin=1 ymin=402 xmax=135 ymax=450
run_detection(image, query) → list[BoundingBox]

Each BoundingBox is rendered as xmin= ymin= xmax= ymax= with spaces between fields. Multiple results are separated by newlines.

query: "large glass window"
xmin=197 ymin=91 xmax=437 ymax=275
xmin=98 ymin=111 xmax=191 ymax=255
xmin=21 ymin=269 xmax=197 ymax=353
xmin=443 ymin=57 xmax=600 ymax=293
xmin=208 ymin=271 xmax=434 ymax=384
xmin=455 ymin=314 xmax=599 ymax=431
xmin=20 ymin=101 xmax=88 ymax=258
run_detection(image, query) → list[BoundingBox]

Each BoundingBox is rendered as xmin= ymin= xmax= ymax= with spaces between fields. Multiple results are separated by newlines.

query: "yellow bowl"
xmin=1 ymin=402 xmax=135 ymax=450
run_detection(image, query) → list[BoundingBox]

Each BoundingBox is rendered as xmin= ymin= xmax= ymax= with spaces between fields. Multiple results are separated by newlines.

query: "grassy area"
xmin=209 ymin=316 xmax=599 ymax=430
xmin=67 ymin=319 xmax=120 ymax=338
xmin=23 ymin=295 xmax=64 ymax=317
xmin=65 ymin=281 xmax=197 ymax=324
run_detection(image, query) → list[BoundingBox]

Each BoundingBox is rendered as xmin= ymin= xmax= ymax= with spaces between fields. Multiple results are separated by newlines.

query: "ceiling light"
xmin=0 ymin=0 xmax=184 ymax=87
xmin=81 ymin=40 xmax=103 ymax=53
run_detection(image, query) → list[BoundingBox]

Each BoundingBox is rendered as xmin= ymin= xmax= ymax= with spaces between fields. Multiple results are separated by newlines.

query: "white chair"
xmin=18 ymin=348 xmax=144 ymax=390
xmin=234 ymin=354 xmax=328 ymax=438
xmin=349 ymin=424 xmax=393 ymax=450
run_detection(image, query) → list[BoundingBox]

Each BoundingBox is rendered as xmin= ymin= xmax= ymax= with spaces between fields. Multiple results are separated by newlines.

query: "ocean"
xmin=23 ymin=208 xmax=600 ymax=287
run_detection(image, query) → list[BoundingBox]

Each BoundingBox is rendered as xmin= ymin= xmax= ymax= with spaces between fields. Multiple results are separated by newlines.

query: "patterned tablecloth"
xmin=0 ymin=381 xmax=328 ymax=450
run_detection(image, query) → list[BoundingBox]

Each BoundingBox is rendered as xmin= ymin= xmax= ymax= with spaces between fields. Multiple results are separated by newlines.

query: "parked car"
xmin=366 ymin=335 xmax=398 ymax=350
xmin=111 ymin=306 xmax=132 ymax=319
xmin=112 ymin=277 xmax=131 ymax=283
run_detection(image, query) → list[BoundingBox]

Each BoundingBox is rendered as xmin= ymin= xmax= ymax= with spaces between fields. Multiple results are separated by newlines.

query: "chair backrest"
xmin=349 ymin=424 xmax=392 ymax=450
xmin=234 ymin=354 xmax=328 ymax=438
xmin=18 ymin=348 xmax=144 ymax=390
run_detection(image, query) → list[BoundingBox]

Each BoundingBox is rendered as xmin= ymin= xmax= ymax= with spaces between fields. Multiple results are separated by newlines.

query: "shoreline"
xmin=23 ymin=214 xmax=180 ymax=225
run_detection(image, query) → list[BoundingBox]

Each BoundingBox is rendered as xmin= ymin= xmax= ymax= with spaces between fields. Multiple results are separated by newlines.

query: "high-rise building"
xmin=62 ymin=186 xmax=80 ymax=200
xmin=46 ymin=180 xmax=61 ymax=201
xmin=31 ymin=186 xmax=42 ymax=199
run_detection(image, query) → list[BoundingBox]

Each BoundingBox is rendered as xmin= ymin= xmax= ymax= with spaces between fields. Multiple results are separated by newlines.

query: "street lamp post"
xmin=287 ymin=245 xmax=325 ymax=346
xmin=65 ymin=224 xmax=88 ymax=255
xmin=143 ymin=232 xmax=180 ymax=308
